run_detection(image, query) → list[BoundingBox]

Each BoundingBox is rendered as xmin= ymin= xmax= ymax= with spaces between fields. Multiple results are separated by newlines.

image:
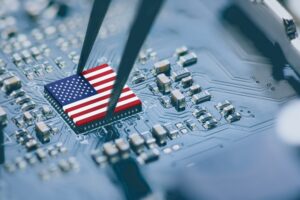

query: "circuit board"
xmin=0 ymin=0 xmax=297 ymax=199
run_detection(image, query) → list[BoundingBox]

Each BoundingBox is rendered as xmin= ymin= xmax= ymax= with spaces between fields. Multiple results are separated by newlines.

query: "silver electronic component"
xmin=0 ymin=59 xmax=6 ymax=74
xmin=225 ymin=112 xmax=242 ymax=123
xmin=36 ymin=148 xmax=47 ymax=161
xmin=175 ymin=46 xmax=188 ymax=57
xmin=151 ymin=124 xmax=168 ymax=146
xmin=203 ymin=118 xmax=218 ymax=129
xmin=25 ymin=139 xmax=38 ymax=152
xmin=159 ymin=96 xmax=172 ymax=108
xmin=157 ymin=73 xmax=171 ymax=94
xmin=172 ymin=68 xmax=191 ymax=81
xmin=21 ymin=101 xmax=36 ymax=111
xmin=10 ymin=89 xmax=25 ymax=98
xmin=221 ymin=105 xmax=236 ymax=117
xmin=154 ymin=59 xmax=171 ymax=74
xmin=181 ymin=76 xmax=193 ymax=88
xmin=192 ymin=90 xmax=211 ymax=104
xmin=129 ymin=133 xmax=145 ymax=154
xmin=171 ymin=89 xmax=186 ymax=110
xmin=12 ymin=53 xmax=22 ymax=65
xmin=23 ymin=111 xmax=34 ymax=125
xmin=103 ymin=142 xmax=119 ymax=160
xmin=198 ymin=113 xmax=213 ymax=123
xmin=137 ymin=149 xmax=160 ymax=165
xmin=35 ymin=121 xmax=51 ymax=143
xmin=234 ymin=0 xmax=300 ymax=74
xmin=3 ymin=76 xmax=22 ymax=93
xmin=15 ymin=95 xmax=31 ymax=105
xmin=189 ymin=84 xmax=201 ymax=95
xmin=168 ymin=129 xmax=179 ymax=140
xmin=215 ymin=100 xmax=231 ymax=111
xmin=179 ymin=52 xmax=197 ymax=67
xmin=185 ymin=119 xmax=197 ymax=131
xmin=115 ymin=138 xmax=130 ymax=154
xmin=148 ymin=82 xmax=160 ymax=94
xmin=0 ymin=106 xmax=7 ymax=126
xmin=193 ymin=107 xmax=207 ymax=118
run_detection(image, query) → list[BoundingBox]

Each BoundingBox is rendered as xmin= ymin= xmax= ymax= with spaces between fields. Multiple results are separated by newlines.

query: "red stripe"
xmin=86 ymin=69 xmax=114 ymax=81
xmin=76 ymin=112 xmax=106 ymax=126
xmin=64 ymin=87 xmax=131 ymax=112
xmin=81 ymin=64 xmax=108 ymax=75
xmin=115 ymin=99 xmax=141 ymax=112
xmin=70 ymin=93 xmax=136 ymax=119
xmin=92 ymin=76 xmax=115 ymax=87
xmin=75 ymin=99 xmax=141 ymax=126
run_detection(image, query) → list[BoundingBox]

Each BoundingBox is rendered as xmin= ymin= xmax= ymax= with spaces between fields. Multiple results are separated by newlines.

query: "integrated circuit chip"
xmin=44 ymin=64 xmax=142 ymax=133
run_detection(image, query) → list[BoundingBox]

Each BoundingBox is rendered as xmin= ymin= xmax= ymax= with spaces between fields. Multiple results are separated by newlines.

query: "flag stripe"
xmin=89 ymin=73 xmax=116 ymax=85
xmin=70 ymin=93 xmax=136 ymax=119
xmin=63 ymin=86 xmax=129 ymax=110
xmin=93 ymin=77 xmax=115 ymax=88
xmin=86 ymin=69 xmax=114 ymax=81
xmin=94 ymin=80 xmax=115 ymax=91
xmin=81 ymin=64 xmax=108 ymax=75
xmin=73 ymin=96 xmax=139 ymax=123
xmin=64 ymin=87 xmax=131 ymax=112
xmin=68 ymin=90 xmax=134 ymax=117
xmin=75 ymin=98 xmax=141 ymax=126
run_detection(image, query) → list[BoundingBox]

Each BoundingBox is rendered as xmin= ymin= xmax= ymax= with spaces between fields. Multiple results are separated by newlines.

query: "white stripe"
xmin=94 ymin=80 xmax=115 ymax=91
xmin=89 ymin=73 xmax=116 ymax=85
xmin=83 ymin=66 xmax=112 ymax=79
xmin=62 ymin=86 xmax=130 ymax=110
xmin=67 ymin=90 xmax=134 ymax=116
xmin=73 ymin=96 xmax=139 ymax=123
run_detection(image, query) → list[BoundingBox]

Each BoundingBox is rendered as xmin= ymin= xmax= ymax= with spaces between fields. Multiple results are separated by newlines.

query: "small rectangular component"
xmin=215 ymin=100 xmax=231 ymax=111
xmin=151 ymin=124 xmax=168 ymax=146
xmin=0 ymin=106 xmax=7 ymax=126
xmin=175 ymin=46 xmax=188 ymax=57
xmin=115 ymin=138 xmax=130 ymax=154
xmin=179 ymin=52 xmax=197 ymax=67
xmin=189 ymin=84 xmax=201 ymax=95
xmin=35 ymin=121 xmax=51 ymax=143
xmin=44 ymin=64 xmax=142 ymax=133
xmin=103 ymin=142 xmax=119 ymax=158
xmin=181 ymin=76 xmax=193 ymax=88
xmin=154 ymin=59 xmax=170 ymax=74
xmin=225 ymin=112 xmax=241 ymax=123
xmin=192 ymin=91 xmax=211 ymax=104
xmin=203 ymin=118 xmax=218 ymax=129
xmin=3 ymin=76 xmax=21 ymax=93
xmin=171 ymin=89 xmax=186 ymax=111
xmin=193 ymin=107 xmax=207 ymax=118
xmin=157 ymin=73 xmax=171 ymax=94
xmin=172 ymin=68 xmax=191 ymax=82
xmin=129 ymin=133 xmax=145 ymax=154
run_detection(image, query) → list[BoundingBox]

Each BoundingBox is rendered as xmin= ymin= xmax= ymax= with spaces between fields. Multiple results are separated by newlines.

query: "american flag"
xmin=45 ymin=64 xmax=142 ymax=126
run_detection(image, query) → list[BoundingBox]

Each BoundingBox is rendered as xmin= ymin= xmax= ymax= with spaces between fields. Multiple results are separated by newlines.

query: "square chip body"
xmin=44 ymin=64 xmax=142 ymax=133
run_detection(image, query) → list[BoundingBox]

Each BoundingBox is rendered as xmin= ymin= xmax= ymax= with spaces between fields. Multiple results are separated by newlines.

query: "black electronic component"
xmin=112 ymin=158 xmax=152 ymax=200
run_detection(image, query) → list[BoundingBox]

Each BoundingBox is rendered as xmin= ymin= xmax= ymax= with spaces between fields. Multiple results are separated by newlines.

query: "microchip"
xmin=44 ymin=64 xmax=142 ymax=133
